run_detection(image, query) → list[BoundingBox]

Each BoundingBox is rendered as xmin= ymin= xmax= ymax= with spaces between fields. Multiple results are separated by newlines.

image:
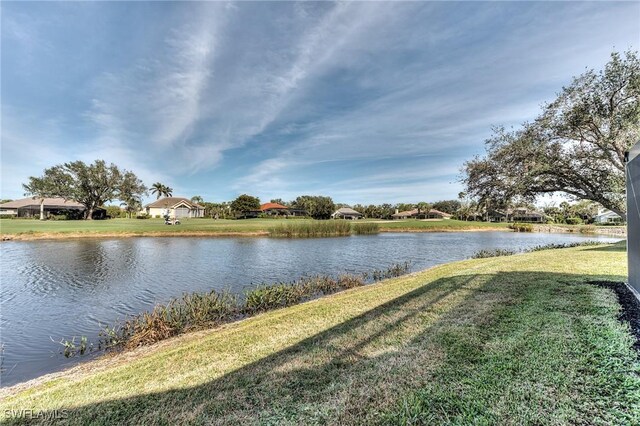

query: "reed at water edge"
xmin=268 ymin=220 xmax=379 ymax=237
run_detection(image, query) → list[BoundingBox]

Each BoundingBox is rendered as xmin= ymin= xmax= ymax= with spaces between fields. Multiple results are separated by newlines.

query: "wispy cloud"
xmin=1 ymin=1 xmax=638 ymax=202
xmin=83 ymin=3 xmax=227 ymax=175
xmin=232 ymin=2 xmax=639 ymax=203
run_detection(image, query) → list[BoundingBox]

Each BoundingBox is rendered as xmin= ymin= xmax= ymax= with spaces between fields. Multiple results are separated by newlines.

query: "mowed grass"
xmin=0 ymin=218 xmax=281 ymax=236
xmin=1 ymin=242 xmax=638 ymax=424
xmin=0 ymin=218 xmax=509 ymax=239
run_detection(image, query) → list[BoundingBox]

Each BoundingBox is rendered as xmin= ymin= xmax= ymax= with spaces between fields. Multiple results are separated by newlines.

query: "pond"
xmin=0 ymin=232 xmax=621 ymax=387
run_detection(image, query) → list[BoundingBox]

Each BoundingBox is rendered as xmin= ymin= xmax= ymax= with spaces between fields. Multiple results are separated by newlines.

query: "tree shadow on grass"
xmin=4 ymin=271 xmax=637 ymax=425
xmin=584 ymin=241 xmax=627 ymax=252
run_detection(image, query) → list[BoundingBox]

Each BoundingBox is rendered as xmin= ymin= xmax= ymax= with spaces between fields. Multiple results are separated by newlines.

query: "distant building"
xmin=0 ymin=197 xmax=105 ymax=219
xmin=144 ymin=197 xmax=205 ymax=218
xmin=260 ymin=202 xmax=288 ymax=214
xmin=331 ymin=207 xmax=363 ymax=220
xmin=255 ymin=202 xmax=307 ymax=217
xmin=510 ymin=208 xmax=545 ymax=223
xmin=391 ymin=208 xmax=452 ymax=220
xmin=594 ymin=208 xmax=623 ymax=224
xmin=489 ymin=208 xmax=545 ymax=223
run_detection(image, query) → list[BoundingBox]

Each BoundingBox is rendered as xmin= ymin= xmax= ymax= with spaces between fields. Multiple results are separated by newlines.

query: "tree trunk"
xmin=40 ymin=199 xmax=45 ymax=220
xmin=86 ymin=207 xmax=94 ymax=220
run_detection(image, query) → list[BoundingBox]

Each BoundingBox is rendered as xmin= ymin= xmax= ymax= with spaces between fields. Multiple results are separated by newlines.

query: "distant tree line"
xmin=20 ymin=158 xmax=609 ymax=224
xmin=212 ymin=194 xmax=468 ymax=220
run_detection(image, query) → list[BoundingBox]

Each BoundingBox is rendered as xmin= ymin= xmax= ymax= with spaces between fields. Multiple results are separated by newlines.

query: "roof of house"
xmin=430 ymin=209 xmax=452 ymax=218
xmin=510 ymin=209 xmax=544 ymax=217
xmin=392 ymin=209 xmax=419 ymax=217
xmin=144 ymin=197 xmax=204 ymax=209
xmin=260 ymin=202 xmax=288 ymax=211
xmin=595 ymin=209 xmax=621 ymax=218
xmin=0 ymin=197 xmax=85 ymax=209
xmin=492 ymin=208 xmax=544 ymax=217
xmin=332 ymin=207 xmax=362 ymax=216
xmin=392 ymin=208 xmax=452 ymax=218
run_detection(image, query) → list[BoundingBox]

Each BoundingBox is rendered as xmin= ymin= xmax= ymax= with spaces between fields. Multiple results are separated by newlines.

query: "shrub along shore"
xmin=1 ymin=242 xmax=638 ymax=425
xmin=66 ymin=262 xmax=410 ymax=356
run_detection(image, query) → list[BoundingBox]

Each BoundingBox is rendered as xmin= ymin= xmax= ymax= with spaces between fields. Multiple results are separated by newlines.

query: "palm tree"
xmin=191 ymin=195 xmax=204 ymax=204
xmin=151 ymin=182 xmax=163 ymax=199
xmin=417 ymin=202 xmax=431 ymax=218
xmin=151 ymin=182 xmax=173 ymax=199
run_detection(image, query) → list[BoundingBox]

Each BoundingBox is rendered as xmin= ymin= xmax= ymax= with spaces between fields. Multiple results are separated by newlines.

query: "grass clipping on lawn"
xmin=1 ymin=242 xmax=638 ymax=425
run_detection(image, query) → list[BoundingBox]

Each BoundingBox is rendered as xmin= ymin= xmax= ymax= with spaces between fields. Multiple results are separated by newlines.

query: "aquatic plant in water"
xmin=268 ymin=221 xmax=379 ymax=237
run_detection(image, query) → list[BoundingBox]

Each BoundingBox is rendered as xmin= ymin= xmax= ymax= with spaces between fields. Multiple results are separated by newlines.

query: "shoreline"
xmin=1 ymin=218 xmax=625 ymax=242
xmin=0 ymin=242 xmax=635 ymax=425
xmin=1 ymin=226 xmax=626 ymax=241
xmin=0 ymin=230 xmax=271 ymax=241
xmin=0 ymin=228 xmax=509 ymax=241
xmin=0 ymin=244 xmax=588 ymax=394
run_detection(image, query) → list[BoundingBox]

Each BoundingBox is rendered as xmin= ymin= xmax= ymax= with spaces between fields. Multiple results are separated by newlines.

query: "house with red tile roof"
xmin=259 ymin=202 xmax=307 ymax=217
xmin=260 ymin=202 xmax=288 ymax=212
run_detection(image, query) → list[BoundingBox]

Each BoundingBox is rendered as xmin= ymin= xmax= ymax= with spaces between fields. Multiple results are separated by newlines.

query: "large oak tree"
xmin=23 ymin=160 xmax=147 ymax=219
xmin=463 ymin=51 xmax=639 ymax=219
xmin=230 ymin=194 xmax=261 ymax=217
xmin=292 ymin=195 xmax=335 ymax=219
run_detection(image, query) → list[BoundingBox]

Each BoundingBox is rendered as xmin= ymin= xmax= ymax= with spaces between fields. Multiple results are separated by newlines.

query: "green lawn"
xmin=1 ymin=242 xmax=638 ymax=424
xmin=0 ymin=218 xmax=284 ymax=236
xmin=0 ymin=218 xmax=509 ymax=239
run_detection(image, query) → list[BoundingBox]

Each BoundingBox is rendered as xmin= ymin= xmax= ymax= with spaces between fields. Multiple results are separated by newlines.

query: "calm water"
xmin=0 ymin=232 xmax=621 ymax=386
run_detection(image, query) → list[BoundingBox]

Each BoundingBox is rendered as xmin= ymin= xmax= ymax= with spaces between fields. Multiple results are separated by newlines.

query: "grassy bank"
xmin=0 ymin=218 xmax=506 ymax=240
xmin=2 ymin=242 xmax=638 ymax=424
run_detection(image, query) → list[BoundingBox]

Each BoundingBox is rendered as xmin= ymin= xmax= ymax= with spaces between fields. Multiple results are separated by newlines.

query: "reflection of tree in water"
xmin=20 ymin=240 xmax=142 ymax=293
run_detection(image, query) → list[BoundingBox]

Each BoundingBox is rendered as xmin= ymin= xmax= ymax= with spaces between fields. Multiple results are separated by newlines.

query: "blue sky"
xmin=2 ymin=1 xmax=639 ymax=205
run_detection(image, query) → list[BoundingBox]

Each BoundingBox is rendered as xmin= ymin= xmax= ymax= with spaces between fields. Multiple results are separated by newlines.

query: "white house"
xmin=144 ymin=197 xmax=205 ymax=218
xmin=594 ymin=208 xmax=623 ymax=224
xmin=331 ymin=207 xmax=363 ymax=220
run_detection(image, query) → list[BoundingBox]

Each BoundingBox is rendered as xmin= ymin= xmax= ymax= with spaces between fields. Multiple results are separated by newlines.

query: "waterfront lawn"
xmin=0 ymin=218 xmax=286 ymax=236
xmin=0 ymin=218 xmax=509 ymax=238
xmin=1 ymin=242 xmax=638 ymax=424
